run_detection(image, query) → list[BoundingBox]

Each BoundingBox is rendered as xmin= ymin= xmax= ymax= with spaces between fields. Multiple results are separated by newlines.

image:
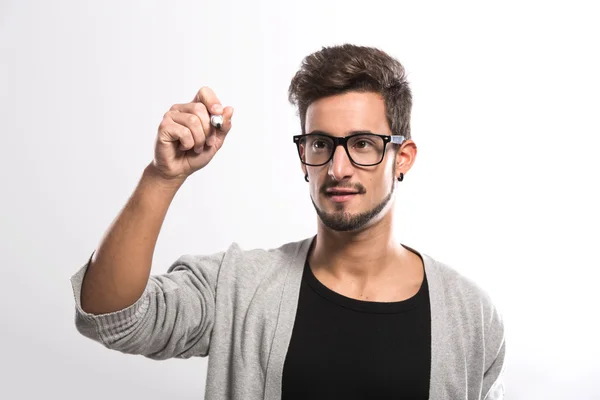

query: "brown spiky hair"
xmin=288 ymin=44 xmax=412 ymax=140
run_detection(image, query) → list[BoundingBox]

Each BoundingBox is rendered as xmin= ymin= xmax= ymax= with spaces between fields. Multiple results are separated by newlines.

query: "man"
xmin=71 ymin=44 xmax=505 ymax=399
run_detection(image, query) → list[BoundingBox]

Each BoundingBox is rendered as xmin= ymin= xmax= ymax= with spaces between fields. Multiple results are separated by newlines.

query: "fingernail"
xmin=212 ymin=104 xmax=223 ymax=113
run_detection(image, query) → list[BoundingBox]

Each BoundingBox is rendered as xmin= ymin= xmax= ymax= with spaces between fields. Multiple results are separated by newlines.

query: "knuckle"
xmin=159 ymin=119 xmax=170 ymax=131
xmin=181 ymin=134 xmax=192 ymax=145
xmin=188 ymin=114 xmax=199 ymax=125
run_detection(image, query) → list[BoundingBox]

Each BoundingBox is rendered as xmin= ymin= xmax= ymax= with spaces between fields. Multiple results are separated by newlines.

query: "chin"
xmin=311 ymin=191 xmax=394 ymax=232
xmin=318 ymin=211 xmax=376 ymax=232
xmin=314 ymin=204 xmax=381 ymax=232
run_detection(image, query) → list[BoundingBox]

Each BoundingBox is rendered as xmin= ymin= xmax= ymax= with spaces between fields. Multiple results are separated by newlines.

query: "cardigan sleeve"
xmin=482 ymin=303 xmax=507 ymax=399
xmin=70 ymin=251 xmax=224 ymax=360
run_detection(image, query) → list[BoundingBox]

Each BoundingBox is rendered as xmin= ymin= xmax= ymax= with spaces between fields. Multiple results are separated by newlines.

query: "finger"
xmin=161 ymin=119 xmax=195 ymax=152
xmin=169 ymin=112 xmax=207 ymax=153
xmin=170 ymin=102 xmax=212 ymax=144
xmin=193 ymin=86 xmax=223 ymax=116
xmin=182 ymin=91 xmax=221 ymax=146
xmin=170 ymin=102 xmax=209 ymax=119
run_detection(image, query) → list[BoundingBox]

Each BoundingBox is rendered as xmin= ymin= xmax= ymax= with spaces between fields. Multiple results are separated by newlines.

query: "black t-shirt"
xmin=282 ymin=253 xmax=431 ymax=399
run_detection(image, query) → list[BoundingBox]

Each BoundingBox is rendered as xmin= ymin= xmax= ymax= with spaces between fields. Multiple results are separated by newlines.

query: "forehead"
xmin=305 ymin=91 xmax=390 ymax=136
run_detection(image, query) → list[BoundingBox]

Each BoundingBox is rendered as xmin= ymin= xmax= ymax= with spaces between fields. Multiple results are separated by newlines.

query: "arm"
xmin=71 ymin=86 xmax=234 ymax=359
xmin=71 ymin=164 xmax=220 ymax=359
xmin=71 ymin=249 xmax=223 ymax=359
xmin=79 ymin=164 xmax=185 ymax=315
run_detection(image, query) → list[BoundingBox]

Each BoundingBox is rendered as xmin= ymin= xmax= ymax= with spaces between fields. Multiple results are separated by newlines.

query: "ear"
xmin=395 ymin=140 xmax=417 ymax=178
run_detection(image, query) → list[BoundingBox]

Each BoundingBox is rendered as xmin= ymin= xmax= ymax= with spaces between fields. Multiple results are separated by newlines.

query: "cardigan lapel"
xmin=423 ymin=253 xmax=451 ymax=399
xmin=263 ymin=237 xmax=313 ymax=400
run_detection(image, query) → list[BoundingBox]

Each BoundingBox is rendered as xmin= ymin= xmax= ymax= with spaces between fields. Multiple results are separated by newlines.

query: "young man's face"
xmin=302 ymin=91 xmax=414 ymax=232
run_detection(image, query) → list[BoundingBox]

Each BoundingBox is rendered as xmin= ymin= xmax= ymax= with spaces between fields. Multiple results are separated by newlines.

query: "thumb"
xmin=206 ymin=106 xmax=234 ymax=148
xmin=215 ymin=106 xmax=234 ymax=138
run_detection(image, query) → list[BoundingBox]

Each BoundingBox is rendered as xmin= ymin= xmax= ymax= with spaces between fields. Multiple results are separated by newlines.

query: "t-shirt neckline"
xmin=304 ymin=244 xmax=429 ymax=314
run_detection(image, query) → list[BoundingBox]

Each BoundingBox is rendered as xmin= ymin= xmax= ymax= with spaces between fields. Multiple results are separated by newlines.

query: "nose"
xmin=327 ymin=145 xmax=354 ymax=181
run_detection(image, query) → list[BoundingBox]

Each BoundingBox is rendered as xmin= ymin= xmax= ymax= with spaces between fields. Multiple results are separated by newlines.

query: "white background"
xmin=1 ymin=0 xmax=599 ymax=398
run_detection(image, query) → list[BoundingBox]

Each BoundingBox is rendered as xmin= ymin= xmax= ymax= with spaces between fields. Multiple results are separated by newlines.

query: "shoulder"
xmin=423 ymin=253 xmax=505 ymax=338
xmin=425 ymin=254 xmax=496 ymax=307
xmin=171 ymin=237 xmax=311 ymax=271
xmin=222 ymin=237 xmax=312 ymax=266
xmin=163 ymin=238 xmax=312 ymax=300
xmin=189 ymin=237 xmax=312 ymax=285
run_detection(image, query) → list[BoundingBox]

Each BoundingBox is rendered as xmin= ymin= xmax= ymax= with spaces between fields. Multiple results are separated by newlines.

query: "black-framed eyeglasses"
xmin=293 ymin=132 xmax=406 ymax=167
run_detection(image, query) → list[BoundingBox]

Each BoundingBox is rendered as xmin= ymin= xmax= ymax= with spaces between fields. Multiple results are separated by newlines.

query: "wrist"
xmin=142 ymin=163 xmax=187 ymax=192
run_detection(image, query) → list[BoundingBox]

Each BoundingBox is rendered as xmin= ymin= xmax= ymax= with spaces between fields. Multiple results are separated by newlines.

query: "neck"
xmin=310 ymin=211 xmax=405 ymax=278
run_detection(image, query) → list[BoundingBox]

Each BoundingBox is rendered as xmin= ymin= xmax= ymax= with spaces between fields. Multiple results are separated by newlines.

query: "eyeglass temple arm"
xmin=391 ymin=135 xmax=406 ymax=145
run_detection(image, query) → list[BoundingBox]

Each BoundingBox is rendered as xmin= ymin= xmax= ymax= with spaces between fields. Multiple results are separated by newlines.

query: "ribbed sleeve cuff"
xmin=70 ymin=252 xmax=151 ymax=346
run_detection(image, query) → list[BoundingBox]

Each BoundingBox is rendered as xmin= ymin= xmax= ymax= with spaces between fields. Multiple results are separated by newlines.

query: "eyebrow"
xmin=306 ymin=130 xmax=376 ymax=136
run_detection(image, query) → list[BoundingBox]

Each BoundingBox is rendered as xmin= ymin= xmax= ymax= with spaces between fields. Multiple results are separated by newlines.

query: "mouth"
xmin=324 ymin=188 xmax=360 ymax=203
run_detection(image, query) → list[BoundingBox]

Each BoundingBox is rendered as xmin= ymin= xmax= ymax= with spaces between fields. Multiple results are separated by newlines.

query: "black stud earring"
xmin=397 ymin=173 xmax=404 ymax=182
xmin=305 ymin=174 xmax=309 ymax=182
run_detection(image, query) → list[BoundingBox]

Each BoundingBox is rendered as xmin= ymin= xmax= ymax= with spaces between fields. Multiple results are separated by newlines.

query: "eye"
xmin=355 ymin=140 xmax=370 ymax=149
xmin=311 ymin=139 xmax=331 ymax=150
xmin=352 ymin=138 xmax=376 ymax=150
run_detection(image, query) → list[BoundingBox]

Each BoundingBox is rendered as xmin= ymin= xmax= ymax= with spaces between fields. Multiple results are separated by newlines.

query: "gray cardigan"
xmin=70 ymin=237 xmax=506 ymax=399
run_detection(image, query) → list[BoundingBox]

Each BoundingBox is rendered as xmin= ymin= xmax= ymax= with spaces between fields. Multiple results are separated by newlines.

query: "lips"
xmin=323 ymin=187 xmax=361 ymax=203
xmin=325 ymin=188 xmax=359 ymax=195
xmin=327 ymin=191 xmax=358 ymax=196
